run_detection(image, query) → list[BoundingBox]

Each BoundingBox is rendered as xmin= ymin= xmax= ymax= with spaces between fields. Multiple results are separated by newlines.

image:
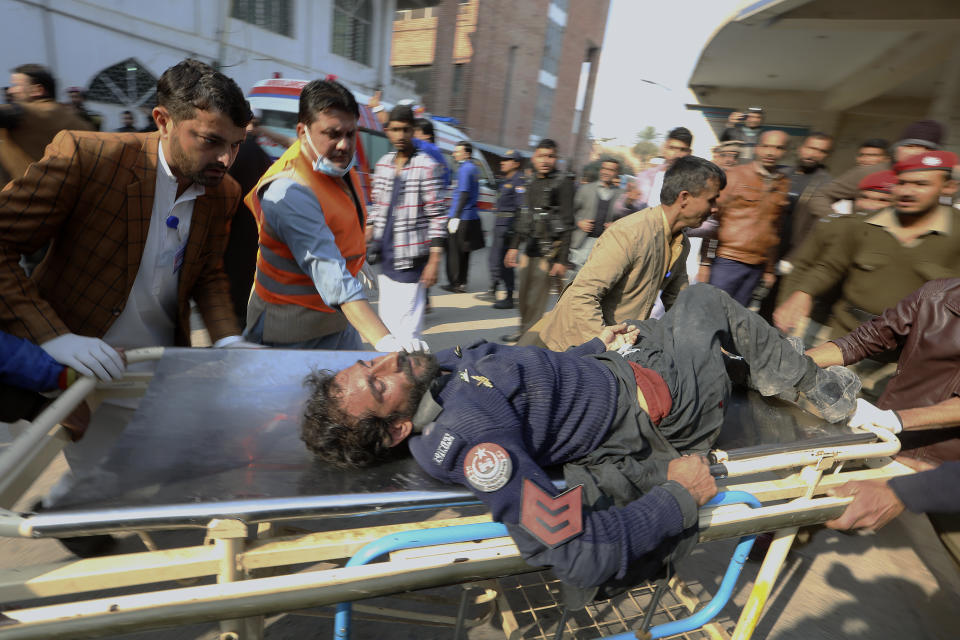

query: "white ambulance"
xmin=246 ymin=78 xmax=497 ymax=210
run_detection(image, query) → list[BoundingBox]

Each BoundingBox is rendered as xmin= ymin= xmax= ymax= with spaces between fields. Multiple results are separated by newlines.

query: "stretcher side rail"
xmin=0 ymin=428 xmax=900 ymax=540
xmin=0 ymin=459 xmax=916 ymax=607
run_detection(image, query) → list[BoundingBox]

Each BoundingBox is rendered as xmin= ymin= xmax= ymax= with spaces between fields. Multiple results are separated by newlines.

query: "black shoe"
xmin=501 ymin=332 xmax=522 ymax=343
xmin=493 ymin=297 xmax=514 ymax=309
xmin=476 ymin=289 xmax=497 ymax=302
xmin=441 ymin=284 xmax=466 ymax=293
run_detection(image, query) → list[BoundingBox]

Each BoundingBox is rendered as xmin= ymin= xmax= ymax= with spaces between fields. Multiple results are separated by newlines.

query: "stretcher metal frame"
xmin=0 ymin=348 xmax=913 ymax=640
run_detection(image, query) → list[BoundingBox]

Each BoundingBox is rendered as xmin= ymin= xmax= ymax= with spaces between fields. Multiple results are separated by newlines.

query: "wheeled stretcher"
xmin=0 ymin=348 xmax=913 ymax=639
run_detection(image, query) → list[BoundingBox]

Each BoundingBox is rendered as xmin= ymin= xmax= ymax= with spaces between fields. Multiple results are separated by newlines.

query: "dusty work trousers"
xmin=517 ymin=254 xmax=554 ymax=335
xmin=628 ymin=283 xmax=814 ymax=454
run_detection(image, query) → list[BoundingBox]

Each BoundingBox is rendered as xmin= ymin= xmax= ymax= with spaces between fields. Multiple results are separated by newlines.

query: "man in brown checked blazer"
xmin=0 ymin=61 xmax=254 ymax=548
xmin=0 ymin=59 xmax=253 ymax=379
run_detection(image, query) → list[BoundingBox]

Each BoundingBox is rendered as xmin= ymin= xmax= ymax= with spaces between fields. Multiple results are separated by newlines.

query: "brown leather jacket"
xmin=715 ymin=162 xmax=788 ymax=267
xmin=833 ymin=278 xmax=960 ymax=411
xmin=833 ymin=278 xmax=960 ymax=466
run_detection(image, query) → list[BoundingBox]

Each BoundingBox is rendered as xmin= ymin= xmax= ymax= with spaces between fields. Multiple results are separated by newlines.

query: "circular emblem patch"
xmin=463 ymin=443 xmax=512 ymax=492
xmin=922 ymin=156 xmax=942 ymax=166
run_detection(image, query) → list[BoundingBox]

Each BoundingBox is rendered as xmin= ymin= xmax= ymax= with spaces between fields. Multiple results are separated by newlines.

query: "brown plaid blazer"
xmin=0 ymin=130 xmax=241 ymax=346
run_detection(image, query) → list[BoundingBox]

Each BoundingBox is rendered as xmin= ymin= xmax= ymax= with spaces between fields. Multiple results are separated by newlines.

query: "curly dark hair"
xmin=300 ymin=370 xmax=397 ymax=469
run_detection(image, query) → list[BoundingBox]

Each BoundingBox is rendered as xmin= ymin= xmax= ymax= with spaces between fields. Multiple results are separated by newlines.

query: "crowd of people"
xmin=1 ymin=61 xmax=957 ymax=602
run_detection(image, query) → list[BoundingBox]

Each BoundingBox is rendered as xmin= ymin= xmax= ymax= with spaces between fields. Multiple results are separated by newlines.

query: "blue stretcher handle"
xmin=605 ymin=490 xmax=761 ymax=640
xmin=333 ymin=522 xmax=508 ymax=640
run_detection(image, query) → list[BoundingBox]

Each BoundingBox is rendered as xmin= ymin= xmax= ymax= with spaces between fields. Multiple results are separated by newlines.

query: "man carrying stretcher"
xmin=299 ymin=284 xmax=860 ymax=599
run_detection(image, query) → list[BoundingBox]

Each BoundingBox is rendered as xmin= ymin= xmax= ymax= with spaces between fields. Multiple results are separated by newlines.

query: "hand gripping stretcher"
xmin=0 ymin=348 xmax=913 ymax=639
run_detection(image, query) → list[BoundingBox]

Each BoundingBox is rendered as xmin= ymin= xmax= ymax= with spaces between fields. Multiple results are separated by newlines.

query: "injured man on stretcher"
xmin=299 ymin=284 xmax=861 ymax=600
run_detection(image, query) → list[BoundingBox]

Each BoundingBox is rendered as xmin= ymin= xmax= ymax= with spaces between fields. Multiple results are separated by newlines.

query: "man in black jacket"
xmin=502 ymin=138 xmax=575 ymax=342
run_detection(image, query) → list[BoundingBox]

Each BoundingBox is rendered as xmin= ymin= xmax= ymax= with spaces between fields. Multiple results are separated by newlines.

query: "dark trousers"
xmin=517 ymin=255 xmax=553 ymax=334
xmin=629 ymin=283 xmax=813 ymax=453
xmin=489 ymin=220 xmax=515 ymax=293
xmin=708 ymin=256 xmax=764 ymax=307
xmin=445 ymin=238 xmax=471 ymax=287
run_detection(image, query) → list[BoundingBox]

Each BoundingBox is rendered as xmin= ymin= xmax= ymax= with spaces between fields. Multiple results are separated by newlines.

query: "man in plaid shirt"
xmin=366 ymin=105 xmax=446 ymax=345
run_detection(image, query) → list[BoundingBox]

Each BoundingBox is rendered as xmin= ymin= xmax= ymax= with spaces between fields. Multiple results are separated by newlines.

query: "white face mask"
xmin=303 ymin=130 xmax=355 ymax=177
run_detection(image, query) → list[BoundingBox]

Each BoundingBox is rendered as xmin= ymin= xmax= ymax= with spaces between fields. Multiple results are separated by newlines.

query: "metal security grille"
xmin=332 ymin=0 xmax=372 ymax=66
xmin=232 ymin=0 xmax=293 ymax=37
xmin=86 ymin=58 xmax=156 ymax=107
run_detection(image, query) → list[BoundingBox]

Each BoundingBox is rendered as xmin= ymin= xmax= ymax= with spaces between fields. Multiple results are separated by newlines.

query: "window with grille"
xmin=332 ymin=0 xmax=372 ymax=66
xmin=232 ymin=0 xmax=293 ymax=37
xmin=86 ymin=59 xmax=157 ymax=107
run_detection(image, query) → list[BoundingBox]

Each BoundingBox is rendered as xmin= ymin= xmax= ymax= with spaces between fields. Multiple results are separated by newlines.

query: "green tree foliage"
xmin=632 ymin=126 xmax=660 ymax=161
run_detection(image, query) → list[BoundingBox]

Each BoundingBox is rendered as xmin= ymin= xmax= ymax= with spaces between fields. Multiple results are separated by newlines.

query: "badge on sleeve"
xmin=463 ymin=443 xmax=512 ymax=492
xmin=520 ymin=480 xmax=583 ymax=548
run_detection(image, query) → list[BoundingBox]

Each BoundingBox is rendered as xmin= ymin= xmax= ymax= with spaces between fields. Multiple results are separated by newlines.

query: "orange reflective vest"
xmin=245 ymin=141 xmax=367 ymax=313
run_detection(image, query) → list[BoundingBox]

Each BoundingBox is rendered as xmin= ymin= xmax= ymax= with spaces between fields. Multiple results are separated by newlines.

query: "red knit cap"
xmin=858 ymin=170 xmax=897 ymax=193
xmin=893 ymin=150 xmax=958 ymax=175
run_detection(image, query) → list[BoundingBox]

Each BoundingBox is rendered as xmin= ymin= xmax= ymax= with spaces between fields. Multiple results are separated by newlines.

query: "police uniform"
xmin=489 ymin=151 xmax=526 ymax=300
xmin=782 ymin=151 xmax=960 ymax=337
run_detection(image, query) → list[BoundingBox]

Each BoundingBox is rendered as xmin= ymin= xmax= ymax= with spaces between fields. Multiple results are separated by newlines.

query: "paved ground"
xmin=3 ymin=238 xmax=960 ymax=639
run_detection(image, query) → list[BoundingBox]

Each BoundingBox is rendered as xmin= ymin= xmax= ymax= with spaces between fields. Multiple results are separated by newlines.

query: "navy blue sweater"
xmin=409 ymin=339 xmax=690 ymax=588
xmin=1 ymin=331 xmax=63 ymax=392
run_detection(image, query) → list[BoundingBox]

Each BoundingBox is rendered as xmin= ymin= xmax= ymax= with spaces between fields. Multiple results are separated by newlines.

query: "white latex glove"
xmin=375 ymin=334 xmax=431 ymax=353
xmin=447 ymin=217 xmax=460 ymax=234
xmin=849 ymin=398 xmax=902 ymax=434
xmin=221 ymin=339 xmax=267 ymax=349
xmin=40 ymin=333 xmax=125 ymax=381
xmin=213 ymin=335 xmax=267 ymax=349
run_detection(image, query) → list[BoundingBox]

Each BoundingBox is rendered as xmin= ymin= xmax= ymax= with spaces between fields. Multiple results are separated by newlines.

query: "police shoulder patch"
xmin=463 ymin=443 xmax=512 ymax=492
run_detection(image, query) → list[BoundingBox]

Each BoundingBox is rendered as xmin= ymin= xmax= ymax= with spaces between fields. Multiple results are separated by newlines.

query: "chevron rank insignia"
xmin=519 ymin=479 xmax=584 ymax=548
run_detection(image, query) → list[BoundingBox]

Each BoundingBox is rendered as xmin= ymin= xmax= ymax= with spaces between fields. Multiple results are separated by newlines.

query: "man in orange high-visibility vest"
xmin=244 ymin=79 xmax=427 ymax=353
